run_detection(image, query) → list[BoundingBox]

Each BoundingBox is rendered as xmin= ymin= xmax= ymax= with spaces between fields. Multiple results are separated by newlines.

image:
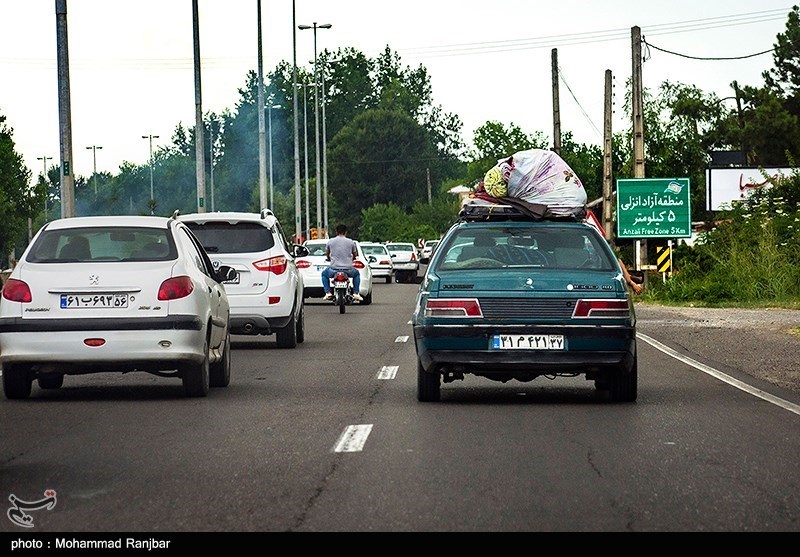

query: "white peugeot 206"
xmin=0 ymin=215 xmax=236 ymax=399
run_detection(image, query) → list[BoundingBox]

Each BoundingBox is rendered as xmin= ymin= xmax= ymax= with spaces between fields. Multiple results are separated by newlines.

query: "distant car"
xmin=420 ymin=239 xmax=440 ymax=264
xmin=360 ymin=242 xmax=394 ymax=284
xmin=179 ymin=210 xmax=308 ymax=349
xmin=385 ymin=242 xmax=420 ymax=283
xmin=297 ymin=239 xmax=373 ymax=304
xmin=0 ymin=215 xmax=236 ymax=399
xmin=412 ymin=202 xmax=637 ymax=403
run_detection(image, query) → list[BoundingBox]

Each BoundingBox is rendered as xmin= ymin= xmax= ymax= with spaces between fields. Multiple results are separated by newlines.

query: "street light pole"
xmin=302 ymin=82 xmax=310 ymax=239
xmin=85 ymin=145 xmax=102 ymax=195
xmin=268 ymin=104 xmax=282 ymax=211
xmin=320 ymin=57 xmax=330 ymax=237
xmin=37 ymin=155 xmax=52 ymax=221
xmin=142 ymin=134 xmax=159 ymax=215
xmin=299 ymin=22 xmax=331 ymax=237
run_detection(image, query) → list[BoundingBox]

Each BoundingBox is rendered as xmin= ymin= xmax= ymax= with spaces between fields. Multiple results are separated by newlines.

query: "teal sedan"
xmin=412 ymin=209 xmax=637 ymax=403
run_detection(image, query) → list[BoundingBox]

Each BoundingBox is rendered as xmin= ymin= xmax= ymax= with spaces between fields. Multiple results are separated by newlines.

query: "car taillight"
xmin=573 ymin=299 xmax=631 ymax=318
xmin=353 ymin=260 xmax=365 ymax=269
xmin=410 ymin=252 xmax=416 ymax=261
xmin=254 ymin=255 xmax=287 ymax=275
xmin=296 ymin=260 xmax=311 ymax=269
xmin=158 ymin=276 xmax=195 ymax=300
xmin=380 ymin=259 xmax=391 ymax=265
xmin=424 ymin=298 xmax=483 ymax=318
xmin=2 ymin=278 xmax=32 ymax=303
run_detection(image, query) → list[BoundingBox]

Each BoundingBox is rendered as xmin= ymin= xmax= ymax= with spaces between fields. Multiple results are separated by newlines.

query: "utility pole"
xmin=427 ymin=167 xmax=432 ymax=204
xmin=602 ymin=69 xmax=614 ymax=240
xmin=38 ymin=155 xmax=52 ymax=221
xmin=192 ymin=0 xmax=206 ymax=213
xmin=631 ymin=26 xmax=647 ymax=278
xmin=551 ymin=48 xmax=562 ymax=157
xmin=209 ymin=126 xmax=215 ymax=212
xmin=257 ymin=0 xmax=267 ymax=210
xmin=55 ymin=0 xmax=75 ymax=218
xmin=321 ymin=57 xmax=330 ymax=237
xmin=292 ymin=1 xmax=301 ymax=241
xmin=303 ymin=82 xmax=310 ymax=239
xmin=142 ymin=134 xmax=159 ymax=214
xmin=86 ymin=145 xmax=102 ymax=195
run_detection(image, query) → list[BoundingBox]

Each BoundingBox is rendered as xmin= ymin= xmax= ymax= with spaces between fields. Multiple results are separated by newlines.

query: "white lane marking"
xmin=395 ymin=335 xmax=409 ymax=343
xmin=377 ymin=365 xmax=398 ymax=379
xmin=638 ymin=332 xmax=800 ymax=416
xmin=333 ymin=424 xmax=373 ymax=453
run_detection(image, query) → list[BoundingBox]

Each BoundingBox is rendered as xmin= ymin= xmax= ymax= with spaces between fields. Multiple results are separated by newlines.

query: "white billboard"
xmin=705 ymin=167 xmax=792 ymax=211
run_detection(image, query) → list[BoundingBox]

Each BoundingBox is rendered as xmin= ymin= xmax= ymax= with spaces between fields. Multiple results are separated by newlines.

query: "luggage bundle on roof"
xmin=479 ymin=148 xmax=588 ymax=218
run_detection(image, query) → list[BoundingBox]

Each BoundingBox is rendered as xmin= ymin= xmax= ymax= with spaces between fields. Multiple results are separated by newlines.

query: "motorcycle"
xmin=331 ymin=270 xmax=354 ymax=314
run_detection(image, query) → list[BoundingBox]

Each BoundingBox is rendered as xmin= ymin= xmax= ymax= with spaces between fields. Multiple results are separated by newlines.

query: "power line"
xmin=642 ymin=39 xmax=775 ymax=61
xmin=558 ymin=66 xmax=603 ymax=140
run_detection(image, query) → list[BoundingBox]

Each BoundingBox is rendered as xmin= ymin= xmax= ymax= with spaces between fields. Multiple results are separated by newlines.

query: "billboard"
xmin=705 ymin=167 xmax=791 ymax=211
xmin=616 ymin=178 xmax=692 ymax=239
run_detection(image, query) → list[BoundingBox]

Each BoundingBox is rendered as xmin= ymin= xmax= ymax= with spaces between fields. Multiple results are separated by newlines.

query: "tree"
xmin=467 ymin=121 xmax=548 ymax=184
xmin=326 ymin=108 xmax=440 ymax=233
xmin=0 ymin=112 xmax=33 ymax=268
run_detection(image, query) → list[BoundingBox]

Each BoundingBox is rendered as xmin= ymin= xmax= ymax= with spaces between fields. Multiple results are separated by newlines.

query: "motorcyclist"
xmin=321 ymin=224 xmax=363 ymax=302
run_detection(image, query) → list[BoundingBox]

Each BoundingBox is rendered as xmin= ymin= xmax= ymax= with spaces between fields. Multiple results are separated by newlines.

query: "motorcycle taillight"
xmin=334 ymin=272 xmax=347 ymax=281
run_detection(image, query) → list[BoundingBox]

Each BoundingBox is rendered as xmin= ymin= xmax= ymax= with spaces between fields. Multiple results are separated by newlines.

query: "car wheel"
xmin=417 ymin=360 xmax=440 ymax=402
xmin=385 ymin=276 xmax=392 ymax=284
xmin=276 ymin=306 xmax=298 ymax=348
xmin=361 ymin=289 xmax=372 ymax=305
xmin=37 ymin=374 xmax=64 ymax=390
xmin=296 ymin=301 xmax=305 ymax=343
xmin=209 ymin=332 xmax=231 ymax=388
xmin=610 ymin=353 xmax=637 ymax=402
xmin=3 ymin=363 xmax=33 ymax=400
xmin=183 ymin=339 xmax=210 ymax=397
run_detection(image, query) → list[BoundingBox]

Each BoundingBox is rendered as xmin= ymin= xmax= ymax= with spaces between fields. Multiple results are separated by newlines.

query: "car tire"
xmin=276 ymin=305 xmax=298 ymax=348
xmin=296 ymin=301 xmax=305 ymax=344
xmin=361 ymin=289 xmax=372 ymax=305
xmin=209 ymin=332 xmax=231 ymax=388
xmin=417 ymin=360 xmax=440 ymax=402
xmin=609 ymin=353 xmax=637 ymax=402
xmin=2 ymin=363 xmax=33 ymax=400
xmin=37 ymin=374 xmax=64 ymax=390
xmin=183 ymin=340 xmax=210 ymax=397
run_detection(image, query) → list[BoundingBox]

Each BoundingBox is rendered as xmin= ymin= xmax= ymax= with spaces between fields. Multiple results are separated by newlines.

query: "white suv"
xmin=180 ymin=210 xmax=308 ymax=348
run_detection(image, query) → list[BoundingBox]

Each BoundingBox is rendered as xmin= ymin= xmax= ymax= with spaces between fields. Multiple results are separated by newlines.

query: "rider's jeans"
xmin=321 ymin=267 xmax=361 ymax=294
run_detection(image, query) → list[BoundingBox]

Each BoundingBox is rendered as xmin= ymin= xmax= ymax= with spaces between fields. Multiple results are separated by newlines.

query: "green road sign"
xmin=616 ymin=178 xmax=692 ymax=238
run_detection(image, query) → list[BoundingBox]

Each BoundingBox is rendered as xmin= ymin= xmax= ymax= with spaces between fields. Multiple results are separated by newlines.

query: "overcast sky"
xmin=0 ymin=1 xmax=794 ymax=181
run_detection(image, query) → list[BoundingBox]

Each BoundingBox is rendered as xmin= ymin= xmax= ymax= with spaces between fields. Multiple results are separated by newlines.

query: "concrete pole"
xmin=602 ymin=69 xmax=614 ymax=240
xmin=192 ymin=0 xmax=206 ymax=213
xmin=303 ymin=83 xmax=310 ymax=239
xmin=312 ymin=25 xmax=322 ymax=235
xmin=321 ymin=58 xmax=330 ymax=237
xmin=551 ymin=48 xmax=561 ymax=157
xmin=292 ymin=1 xmax=301 ymax=241
xmin=55 ymin=0 xmax=75 ymax=218
xmin=632 ymin=26 xmax=647 ymax=277
xmin=257 ymin=0 xmax=267 ymax=210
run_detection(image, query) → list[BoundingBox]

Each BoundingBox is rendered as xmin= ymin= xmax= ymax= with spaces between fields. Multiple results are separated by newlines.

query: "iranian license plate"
xmin=60 ymin=294 xmax=129 ymax=309
xmin=492 ymin=334 xmax=565 ymax=350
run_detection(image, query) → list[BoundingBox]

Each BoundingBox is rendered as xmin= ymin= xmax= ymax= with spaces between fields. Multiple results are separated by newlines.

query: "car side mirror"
xmin=293 ymin=244 xmax=309 ymax=257
xmin=217 ymin=265 xmax=237 ymax=283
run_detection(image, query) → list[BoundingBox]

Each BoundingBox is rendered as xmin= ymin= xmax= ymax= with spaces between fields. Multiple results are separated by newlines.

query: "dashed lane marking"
xmin=333 ymin=424 xmax=373 ymax=453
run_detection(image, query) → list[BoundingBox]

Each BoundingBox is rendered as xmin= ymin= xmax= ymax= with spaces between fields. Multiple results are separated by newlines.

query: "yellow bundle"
xmin=483 ymin=166 xmax=507 ymax=197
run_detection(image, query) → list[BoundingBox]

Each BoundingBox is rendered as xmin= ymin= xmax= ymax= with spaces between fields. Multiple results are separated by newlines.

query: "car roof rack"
xmin=458 ymin=200 xmax=584 ymax=223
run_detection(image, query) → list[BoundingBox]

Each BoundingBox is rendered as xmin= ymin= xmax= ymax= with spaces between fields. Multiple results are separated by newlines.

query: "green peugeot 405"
xmin=411 ymin=203 xmax=637 ymax=403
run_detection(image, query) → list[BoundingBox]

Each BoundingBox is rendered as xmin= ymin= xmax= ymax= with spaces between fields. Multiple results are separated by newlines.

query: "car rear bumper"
xmin=0 ymin=327 xmax=208 ymax=373
xmin=393 ymin=263 xmax=419 ymax=271
xmin=230 ymin=313 xmax=291 ymax=335
xmin=413 ymin=323 xmax=636 ymax=374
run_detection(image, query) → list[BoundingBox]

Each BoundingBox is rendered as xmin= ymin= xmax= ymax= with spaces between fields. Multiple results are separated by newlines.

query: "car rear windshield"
xmin=435 ymin=225 xmax=616 ymax=271
xmin=388 ymin=244 xmax=414 ymax=251
xmin=27 ymin=226 xmax=176 ymax=263
xmin=304 ymin=242 xmax=328 ymax=256
xmin=362 ymin=245 xmax=388 ymax=255
xmin=184 ymin=222 xmax=275 ymax=254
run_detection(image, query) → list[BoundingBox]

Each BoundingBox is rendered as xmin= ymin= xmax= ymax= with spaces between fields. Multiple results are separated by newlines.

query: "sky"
xmin=0 ymin=0 xmax=795 ymax=183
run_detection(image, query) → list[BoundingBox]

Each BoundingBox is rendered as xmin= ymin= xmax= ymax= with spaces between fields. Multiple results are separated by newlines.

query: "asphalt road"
xmin=1 ymin=278 xmax=799 ymax=535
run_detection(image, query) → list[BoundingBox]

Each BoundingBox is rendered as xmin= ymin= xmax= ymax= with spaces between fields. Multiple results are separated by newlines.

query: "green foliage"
xmin=649 ymin=166 xmax=800 ymax=305
xmin=466 ymin=121 xmax=548 ymax=184
xmin=0 ymin=113 xmax=33 ymax=267
xmin=358 ymin=196 xmax=460 ymax=243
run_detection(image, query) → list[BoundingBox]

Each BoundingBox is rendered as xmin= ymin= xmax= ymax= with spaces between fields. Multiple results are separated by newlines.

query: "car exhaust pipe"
xmin=243 ymin=322 xmax=254 ymax=334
